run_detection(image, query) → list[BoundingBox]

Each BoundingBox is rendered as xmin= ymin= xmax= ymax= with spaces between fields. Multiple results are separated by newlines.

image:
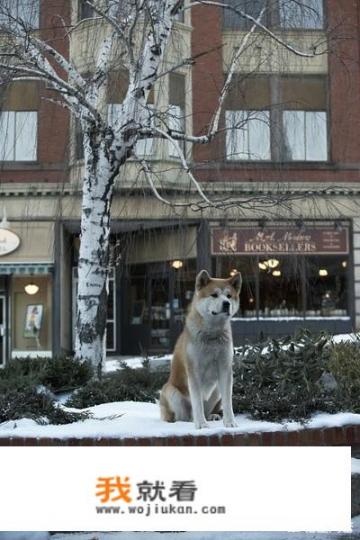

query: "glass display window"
xmin=305 ymin=256 xmax=349 ymax=317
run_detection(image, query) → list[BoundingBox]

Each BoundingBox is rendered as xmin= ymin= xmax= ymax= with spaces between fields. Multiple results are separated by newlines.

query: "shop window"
xmin=258 ymin=256 xmax=303 ymax=317
xmin=213 ymin=256 xmax=257 ymax=318
xmin=0 ymin=111 xmax=37 ymax=161
xmin=11 ymin=275 xmax=52 ymax=354
xmin=72 ymin=267 xmax=116 ymax=352
xmin=279 ymin=0 xmax=323 ymax=29
xmin=305 ymin=256 xmax=348 ymax=317
xmin=0 ymin=0 xmax=39 ymax=28
xmin=282 ymin=110 xmax=327 ymax=161
xmin=226 ymin=110 xmax=270 ymax=160
xmin=225 ymin=75 xmax=328 ymax=162
xmin=212 ymin=247 xmax=349 ymax=320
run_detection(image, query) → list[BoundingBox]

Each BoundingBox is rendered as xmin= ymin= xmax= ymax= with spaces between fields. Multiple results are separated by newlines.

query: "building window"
xmin=282 ymin=110 xmax=327 ymax=161
xmin=279 ymin=0 xmax=323 ymax=29
xmin=223 ymin=0 xmax=323 ymax=30
xmin=223 ymin=0 xmax=267 ymax=30
xmin=78 ymin=0 xmax=94 ymax=21
xmin=0 ymin=111 xmax=37 ymax=161
xmin=108 ymin=103 xmax=155 ymax=157
xmin=0 ymin=0 xmax=39 ymax=28
xmin=168 ymin=73 xmax=186 ymax=158
xmin=211 ymin=224 xmax=350 ymax=320
xmin=225 ymin=75 xmax=328 ymax=162
xmin=0 ymin=80 xmax=39 ymax=162
xmin=226 ymin=110 xmax=270 ymax=160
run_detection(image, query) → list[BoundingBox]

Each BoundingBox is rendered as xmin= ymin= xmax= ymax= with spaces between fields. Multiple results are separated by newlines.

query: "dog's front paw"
xmin=223 ymin=418 xmax=238 ymax=428
xmin=195 ymin=420 xmax=209 ymax=429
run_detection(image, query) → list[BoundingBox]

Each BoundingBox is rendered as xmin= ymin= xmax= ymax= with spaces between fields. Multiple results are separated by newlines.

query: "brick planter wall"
xmin=0 ymin=424 xmax=359 ymax=446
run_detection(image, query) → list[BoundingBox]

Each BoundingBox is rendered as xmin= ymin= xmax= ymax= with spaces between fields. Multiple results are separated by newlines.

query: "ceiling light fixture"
xmin=24 ymin=282 xmax=39 ymax=295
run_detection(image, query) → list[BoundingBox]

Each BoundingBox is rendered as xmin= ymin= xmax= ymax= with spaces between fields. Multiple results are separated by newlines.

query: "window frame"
xmin=0 ymin=110 xmax=38 ymax=162
xmin=222 ymin=0 xmax=324 ymax=31
xmin=224 ymin=75 xmax=329 ymax=164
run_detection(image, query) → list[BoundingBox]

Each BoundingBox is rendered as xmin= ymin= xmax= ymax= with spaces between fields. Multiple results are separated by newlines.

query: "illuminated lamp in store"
xmin=342 ymin=261 xmax=347 ymax=268
xmin=258 ymin=261 xmax=268 ymax=271
xmin=171 ymin=260 xmax=183 ymax=269
xmin=267 ymin=258 xmax=279 ymax=269
xmin=319 ymin=269 xmax=328 ymax=277
xmin=229 ymin=269 xmax=238 ymax=276
xmin=272 ymin=270 xmax=281 ymax=277
xmin=24 ymin=282 xmax=39 ymax=295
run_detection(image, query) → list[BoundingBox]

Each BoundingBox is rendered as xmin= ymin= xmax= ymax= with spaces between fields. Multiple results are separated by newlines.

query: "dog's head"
xmin=193 ymin=269 xmax=242 ymax=322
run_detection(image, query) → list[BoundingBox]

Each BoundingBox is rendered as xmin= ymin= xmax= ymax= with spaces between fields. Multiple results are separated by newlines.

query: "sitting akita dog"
xmin=160 ymin=269 xmax=241 ymax=429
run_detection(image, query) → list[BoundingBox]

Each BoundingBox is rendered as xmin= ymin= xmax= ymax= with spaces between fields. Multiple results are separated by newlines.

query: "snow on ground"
xmin=2 ymin=401 xmax=360 ymax=440
xmin=1 ymin=520 xmax=359 ymax=540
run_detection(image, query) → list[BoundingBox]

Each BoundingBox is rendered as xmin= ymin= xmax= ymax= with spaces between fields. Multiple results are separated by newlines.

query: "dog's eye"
xmin=211 ymin=293 xmax=218 ymax=298
xmin=227 ymin=294 xmax=232 ymax=299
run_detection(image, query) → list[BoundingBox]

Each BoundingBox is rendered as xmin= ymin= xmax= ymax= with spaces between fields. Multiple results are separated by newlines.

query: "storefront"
xmin=0 ymin=220 xmax=54 ymax=366
xmin=0 ymin=217 xmax=353 ymax=364
xmin=211 ymin=220 xmax=353 ymax=341
xmin=69 ymin=219 xmax=354 ymax=356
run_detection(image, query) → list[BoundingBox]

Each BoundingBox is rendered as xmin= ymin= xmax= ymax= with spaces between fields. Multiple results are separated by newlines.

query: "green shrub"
xmin=0 ymin=387 xmax=89 ymax=425
xmin=328 ymin=338 xmax=360 ymax=413
xmin=67 ymin=361 xmax=169 ymax=408
xmin=0 ymin=355 xmax=93 ymax=393
xmin=232 ymin=331 xmax=337 ymax=422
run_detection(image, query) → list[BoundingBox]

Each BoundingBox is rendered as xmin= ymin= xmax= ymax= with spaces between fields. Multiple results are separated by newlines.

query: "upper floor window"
xmin=168 ymin=73 xmax=186 ymax=158
xmin=0 ymin=0 xmax=39 ymax=28
xmin=223 ymin=0 xmax=266 ymax=30
xmin=223 ymin=0 xmax=323 ymax=30
xmin=78 ymin=0 xmax=94 ymax=21
xmin=226 ymin=110 xmax=270 ymax=160
xmin=0 ymin=111 xmax=37 ymax=161
xmin=279 ymin=0 xmax=323 ymax=29
xmin=225 ymin=75 xmax=328 ymax=162
xmin=0 ymin=80 xmax=39 ymax=162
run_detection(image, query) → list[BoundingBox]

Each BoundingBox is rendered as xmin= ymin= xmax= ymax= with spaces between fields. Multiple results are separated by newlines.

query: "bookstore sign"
xmin=211 ymin=226 xmax=349 ymax=255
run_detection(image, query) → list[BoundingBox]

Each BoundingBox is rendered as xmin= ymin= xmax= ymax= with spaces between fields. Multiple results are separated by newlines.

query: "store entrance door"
xmin=148 ymin=272 xmax=172 ymax=353
xmin=0 ymin=295 xmax=6 ymax=367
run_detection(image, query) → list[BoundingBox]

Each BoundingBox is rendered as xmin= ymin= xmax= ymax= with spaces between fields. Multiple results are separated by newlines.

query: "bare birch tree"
xmin=0 ymin=0 xmax=322 ymax=375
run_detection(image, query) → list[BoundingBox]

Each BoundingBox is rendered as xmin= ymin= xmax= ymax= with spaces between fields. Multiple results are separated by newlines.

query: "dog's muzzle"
xmin=222 ymin=300 xmax=231 ymax=314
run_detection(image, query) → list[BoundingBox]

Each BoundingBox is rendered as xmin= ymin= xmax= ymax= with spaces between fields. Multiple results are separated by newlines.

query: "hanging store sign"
xmin=0 ymin=229 xmax=21 ymax=256
xmin=211 ymin=226 xmax=349 ymax=255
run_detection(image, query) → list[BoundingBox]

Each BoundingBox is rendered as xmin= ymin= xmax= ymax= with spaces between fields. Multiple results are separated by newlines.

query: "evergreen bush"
xmin=67 ymin=361 xmax=169 ymax=408
xmin=328 ymin=338 xmax=360 ymax=413
xmin=0 ymin=386 xmax=89 ymax=425
xmin=232 ymin=331 xmax=337 ymax=421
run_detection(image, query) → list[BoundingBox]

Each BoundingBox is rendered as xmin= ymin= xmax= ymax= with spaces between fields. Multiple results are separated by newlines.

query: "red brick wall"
xmin=0 ymin=0 xmax=70 ymax=184
xmin=191 ymin=0 xmax=360 ymax=184
xmin=0 ymin=425 xmax=358 ymax=446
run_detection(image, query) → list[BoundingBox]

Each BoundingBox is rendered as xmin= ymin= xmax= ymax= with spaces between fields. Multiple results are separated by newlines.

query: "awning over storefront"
xmin=0 ymin=263 xmax=53 ymax=275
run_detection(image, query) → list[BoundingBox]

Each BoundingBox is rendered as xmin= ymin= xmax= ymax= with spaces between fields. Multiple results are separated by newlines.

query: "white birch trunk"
xmin=75 ymin=129 xmax=115 ymax=376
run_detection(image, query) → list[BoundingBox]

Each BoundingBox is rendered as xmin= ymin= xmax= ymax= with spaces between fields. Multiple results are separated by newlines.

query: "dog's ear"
xmin=195 ymin=269 xmax=210 ymax=290
xmin=229 ymin=272 xmax=242 ymax=293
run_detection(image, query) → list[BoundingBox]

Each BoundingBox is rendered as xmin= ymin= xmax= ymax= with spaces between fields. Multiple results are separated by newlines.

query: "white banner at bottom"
xmin=0 ymin=446 xmax=351 ymax=532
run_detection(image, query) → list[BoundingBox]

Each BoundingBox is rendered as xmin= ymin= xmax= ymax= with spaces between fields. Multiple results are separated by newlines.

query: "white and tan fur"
xmin=160 ymin=269 xmax=241 ymax=429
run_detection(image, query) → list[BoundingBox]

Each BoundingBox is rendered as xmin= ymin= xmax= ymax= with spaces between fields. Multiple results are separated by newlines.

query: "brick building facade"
xmin=0 ymin=0 xmax=360 ymax=362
